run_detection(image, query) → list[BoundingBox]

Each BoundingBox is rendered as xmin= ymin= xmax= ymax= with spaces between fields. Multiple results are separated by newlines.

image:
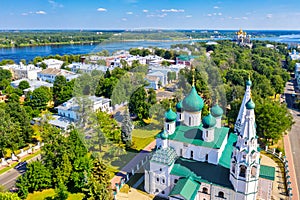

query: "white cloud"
xmin=36 ymin=11 xmax=46 ymax=15
xmin=218 ymin=13 xmax=222 ymax=16
xmin=266 ymin=14 xmax=272 ymax=19
xmin=213 ymin=13 xmax=217 ymax=16
xmin=48 ymin=0 xmax=63 ymax=8
xmin=97 ymin=8 xmax=107 ymax=12
xmin=207 ymin=14 xmax=212 ymax=17
xmin=126 ymin=12 xmax=133 ymax=15
xmin=142 ymin=9 xmax=149 ymax=13
xmin=21 ymin=13 xmax=28 ymax=16
xmin=161 ymin=9 xmax=184 ymax=13
xmin=185 ymin=15 xmax=192 ymax=18
xmin=213 ymin=6 xmax=219 ymax=9
xmin=158 ymin=13 xmax=167 ymax=18
xmin=234 ymin=17 xmax=240 ymax=20
xmin=122 ymin=18 xmax=127 ymax=21
xmin=242 ymin=17 xmax=248 ymax=20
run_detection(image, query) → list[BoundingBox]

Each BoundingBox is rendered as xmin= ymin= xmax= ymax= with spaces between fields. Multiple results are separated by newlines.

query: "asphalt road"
xmin=284 ymin=79 xmax=300 ymax=195
xmin=0 ymin=154 xmax=41 ymax=191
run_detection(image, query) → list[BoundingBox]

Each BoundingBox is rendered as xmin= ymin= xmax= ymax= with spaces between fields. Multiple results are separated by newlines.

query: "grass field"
xmin=131 ymin=128 xmax=160 ymax=151
xmin=26 ymin=189 xmax=84 ymax=200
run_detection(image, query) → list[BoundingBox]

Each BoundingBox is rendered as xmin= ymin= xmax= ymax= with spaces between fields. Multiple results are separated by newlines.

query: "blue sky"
xmin=1 ymin=0 xmax=300 ymax=30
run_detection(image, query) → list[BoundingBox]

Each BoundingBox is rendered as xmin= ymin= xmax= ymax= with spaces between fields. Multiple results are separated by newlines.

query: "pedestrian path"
xmin=284 ymin=134 xmax=299 ymax=200
xmin=110 ymin=140 xmax=156 ymax=191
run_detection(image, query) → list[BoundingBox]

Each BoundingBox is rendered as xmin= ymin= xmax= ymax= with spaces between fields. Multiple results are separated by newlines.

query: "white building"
xmin=55 ymin=96 xmax=112 ymax=121
xmin=295 ymin=63 xmax=300 ymax=89
xmin=289 ymin=49 xmax=300 ymax=61
xmin=234 ymin=29 xmax=252 ymax=48
xmin=67 ymin=63 xmax=112 ymax=73
xmin=3 ymin=63 xmax=42 ymax=80
xmin=10 ymin=78 xmax=53 ymax=92
xmin=38 ymin=59 xmax=64 ymax=69
xmin=144 ymin=79 xmax=275 ymax=200
xmin=37 ymin=68 xmax=79 ymax=83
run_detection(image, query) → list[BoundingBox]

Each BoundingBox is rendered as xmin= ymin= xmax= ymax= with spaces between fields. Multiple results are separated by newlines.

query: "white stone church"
xmin=144 ymin=79 xmax=275 ymax=200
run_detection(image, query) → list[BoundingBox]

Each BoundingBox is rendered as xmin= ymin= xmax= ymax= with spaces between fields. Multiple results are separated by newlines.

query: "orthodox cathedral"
xmin=144 ymin=78 xmax=275 ymax=200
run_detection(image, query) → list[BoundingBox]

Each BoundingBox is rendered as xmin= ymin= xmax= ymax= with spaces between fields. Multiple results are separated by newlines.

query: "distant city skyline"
xmin=1 ymin=0 xmax=300 ymax=30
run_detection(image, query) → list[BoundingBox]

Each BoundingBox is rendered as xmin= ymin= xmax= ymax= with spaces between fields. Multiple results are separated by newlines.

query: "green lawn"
xmin=131 ymin=128 xmax=160 ymax=151
xmin=0 ymin=151 xmax=41 ymax=175
xmin=26 ymin=189 xmax=84 ymax=200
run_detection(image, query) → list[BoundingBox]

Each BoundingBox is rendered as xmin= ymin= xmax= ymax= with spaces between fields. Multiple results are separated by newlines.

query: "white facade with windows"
xmin=144 ymin=80 xmax=275 ymax=200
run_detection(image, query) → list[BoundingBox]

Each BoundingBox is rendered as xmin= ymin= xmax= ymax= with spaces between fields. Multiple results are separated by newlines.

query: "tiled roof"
xmin=150 ymin=147 xmax=178 ymax=166
xmin=169 ymin=176 xmax=200 ymax=200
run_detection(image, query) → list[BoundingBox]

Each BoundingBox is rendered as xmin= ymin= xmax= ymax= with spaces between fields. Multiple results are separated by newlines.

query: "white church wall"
xmin=183 ymin=111 xmax=201 ymax=126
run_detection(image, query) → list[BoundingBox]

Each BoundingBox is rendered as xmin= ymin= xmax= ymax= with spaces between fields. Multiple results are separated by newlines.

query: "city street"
xmin=284 ymin=79 xmax=300 ymax=197
xmin=0 ymin=154 xmax=41 ymax=190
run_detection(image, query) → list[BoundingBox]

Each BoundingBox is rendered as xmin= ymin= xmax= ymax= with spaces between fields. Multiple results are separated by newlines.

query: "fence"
xmin=264 ymin=146 xmax=293 ymax=199
xmin=0 ymin=142 xmax=43 ymax=168
xmin=114 ymin=153 xmax=152 ymax=195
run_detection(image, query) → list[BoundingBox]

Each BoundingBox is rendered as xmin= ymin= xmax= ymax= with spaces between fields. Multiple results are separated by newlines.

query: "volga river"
xmin=1 ymin=35 xmax=300 ymax=63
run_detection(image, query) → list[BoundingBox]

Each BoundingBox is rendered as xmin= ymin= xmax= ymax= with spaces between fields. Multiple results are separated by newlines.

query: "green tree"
xmin=121 ymin=108 xmax=133 ymax=147
xmin=16 ymin=161 xmax=52 ymax=199
xmin=129 ymin=86 xmax=150 ymax=120
xmin=82 ymin=159 xmax=113 ymax=200
xmin=55 ymin=183 xmax=69 ymax=200
xmin=0 ymin=192 xmax=21 ymax=200
xmin=26 ymin=86 xmax=52 ymax=110
xmin=18 ymin=80 xmax=30 ymax=90
xmin=53 ymin=76 xmax=74 ymax=106
xmin=255 ymin=98 xmax=293 ymax=144
xmin=147 ymin=88 xmax=157 ymax=105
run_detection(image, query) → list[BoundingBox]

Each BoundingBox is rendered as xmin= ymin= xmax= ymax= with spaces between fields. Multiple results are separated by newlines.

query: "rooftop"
xmin=158 ymin=124 xmax=229 ymax=149
xmin=169 ymin=176 xmax=200 ymax=200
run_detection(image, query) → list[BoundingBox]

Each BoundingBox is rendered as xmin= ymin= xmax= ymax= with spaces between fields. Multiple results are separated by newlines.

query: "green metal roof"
xmin=169 ymin=177 xmax=200 ymax=200
xmin=246 ymin=79 xmax=252 ymax=86
xmin=246 ymin=99 xmax=255 ymax=110
xmin=202 ymin=113 xmax=217 ymax=128
xmin=182 ymin=86 xmax=204 ymax=112
xmin=259 ymin=165 xmax=275 ymax=181
xmin=177 ymin=55 xmax=197 ymax=61
xmin=219 ymin=133 xmax=238 ymax=169
xmin=176 ymin=100 xmax=183 ymax=112
xmin=170 ymin=157 xmax=234 ymax=189
xmin=150 ymin=147 xmax=178 ymax=166
xmin=161 ymin=131 xmax=168 ymax=140
xmin=211 ymin=103 xmax=224 ymax=117
xmin=166 ymin=124 xmax=229 ymax=149
xmin=165 ymin=108 xmax=177 ymax=122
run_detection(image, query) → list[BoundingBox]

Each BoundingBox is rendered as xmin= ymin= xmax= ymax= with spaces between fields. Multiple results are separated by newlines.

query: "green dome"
xmin=211 ymin=104 xmax=223 ymax=117
xmin=246 ymin=99 xmax=255 ymax=110
xmin=165 ymin=108 xmax=177 ymax=122
xmin=161 ymin=131 xmax=169 ymax=140
xmin=176 ymin=101 xmax=183 ymax=112
xmin=202 ymin=113 xmax=216 ymax=129
xmin=182 ymin=86 xmax=204 ymax=112
xmin=246 ymin=79 xmax=252 ymax=86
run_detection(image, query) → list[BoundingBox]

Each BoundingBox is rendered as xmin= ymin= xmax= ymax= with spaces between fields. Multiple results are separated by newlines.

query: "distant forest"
xmin=1 ymin=30 xmax=300 ymax=48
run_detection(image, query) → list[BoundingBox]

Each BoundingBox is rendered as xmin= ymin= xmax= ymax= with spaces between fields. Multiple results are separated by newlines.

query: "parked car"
xmin=14 ymin=161 xmax=27 ymax=170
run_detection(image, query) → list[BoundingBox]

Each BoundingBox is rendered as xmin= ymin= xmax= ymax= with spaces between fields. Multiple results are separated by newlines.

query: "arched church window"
xmin=218 ymin=191 xmax=224 ymax=198
xmin=239 ymin=165 xmax=246 ymax=178
xmin=167 ymin=124 xmax=169 ymax=131
xmin=251 ymin=166 xmax=257 ymax=178
xmin=155 ymin=189 xmax=159 ymax=193
xmin=202 ymin=187 xmax=208 ymax=194
xmin=190 ymin=151 xmax=194 ymax=159
xmin=231 ymin=161 xmax=236 ymax=173
xmin=189 ymin=117 xmax=192 ymax=126
xmin=156 ymin=177 xmax=159 ymax=182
